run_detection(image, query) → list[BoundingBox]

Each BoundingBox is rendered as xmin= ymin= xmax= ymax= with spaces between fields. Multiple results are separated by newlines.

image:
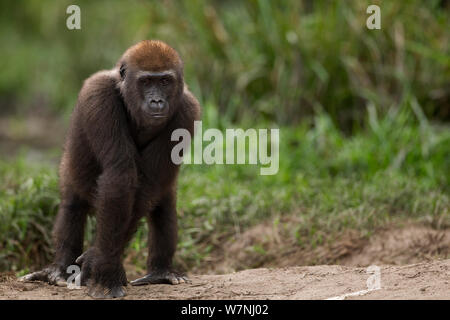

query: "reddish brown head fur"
xmin=121 ymin=40 xmax=183 ymax=72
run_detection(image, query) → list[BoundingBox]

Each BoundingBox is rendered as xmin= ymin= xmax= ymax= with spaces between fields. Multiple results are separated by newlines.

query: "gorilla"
xmin=21 ymin=40 xmax=201 ymax=298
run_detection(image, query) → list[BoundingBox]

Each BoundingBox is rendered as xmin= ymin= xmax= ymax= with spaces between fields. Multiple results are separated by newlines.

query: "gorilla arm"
xmin=72 ymin=71 xmax=140 ymax=298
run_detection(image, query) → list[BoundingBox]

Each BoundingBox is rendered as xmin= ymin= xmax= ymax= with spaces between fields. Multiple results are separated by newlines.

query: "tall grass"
xmin=0 ymin=0 xmax=448 ymax=127
xmin=0 ymin=0 xmax=448 ymax=272
xmin=1 ymin=101 xmax=448 ymax=271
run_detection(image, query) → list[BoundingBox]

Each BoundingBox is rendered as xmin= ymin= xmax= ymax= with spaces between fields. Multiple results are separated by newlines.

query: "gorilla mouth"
xmin=149 ymin=113 xmax=168 ymax=118
xmin=143 ymin=108 xmax=168 ymax=118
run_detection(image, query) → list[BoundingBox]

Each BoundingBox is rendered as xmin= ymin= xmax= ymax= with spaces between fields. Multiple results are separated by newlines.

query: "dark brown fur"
xmin=22 ymin=40 xmax=200 ymax=298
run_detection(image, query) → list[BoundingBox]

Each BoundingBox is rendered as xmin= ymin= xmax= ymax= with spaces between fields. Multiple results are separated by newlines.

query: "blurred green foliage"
xmin=1 ymin=102 xmax=449 ymax=271
xmin=0 ymin=0 xmax=449 ymax=127
xmin=0 ymin=1 xmax=449 ymax=272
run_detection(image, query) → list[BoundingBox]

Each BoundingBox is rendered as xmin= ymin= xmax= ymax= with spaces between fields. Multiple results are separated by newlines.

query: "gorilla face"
xmin=137 ymin=70 xmax=177 ymax=120
xmin=119 ymin=64 xmax=183 ymax=127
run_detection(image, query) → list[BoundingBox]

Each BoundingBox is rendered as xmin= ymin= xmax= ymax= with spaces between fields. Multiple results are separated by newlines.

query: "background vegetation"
xmin=0 ymin=0 xmax=449 ymax=273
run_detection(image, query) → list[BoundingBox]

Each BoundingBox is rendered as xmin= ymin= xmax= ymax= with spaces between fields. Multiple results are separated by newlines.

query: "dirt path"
xmin=1 ymin=259 xmax=448 ymax=300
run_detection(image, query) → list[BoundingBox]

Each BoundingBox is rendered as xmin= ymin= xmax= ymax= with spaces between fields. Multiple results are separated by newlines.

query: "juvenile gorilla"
xmin=21 ymin=40 xmax=201 ymax=298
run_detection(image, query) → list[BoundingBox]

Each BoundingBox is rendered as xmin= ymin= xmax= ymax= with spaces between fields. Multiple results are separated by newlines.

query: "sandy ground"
xmin=0 ymin=259 xmax=448 ymax=300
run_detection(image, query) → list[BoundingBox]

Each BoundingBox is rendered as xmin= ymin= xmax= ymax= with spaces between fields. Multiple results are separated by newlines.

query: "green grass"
xmin=0 ymin=0 xmax=448 ymax=273
xmin=1 ymin=101 xmax=448 ymax=272
xmin=1 ymin=1 xmax=448 ymax=127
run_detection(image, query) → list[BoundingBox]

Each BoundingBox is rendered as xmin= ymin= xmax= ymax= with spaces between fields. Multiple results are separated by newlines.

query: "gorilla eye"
xmin=160 ymin=77 xmax=171 ymax=86
xmin=119 ymin=64 xmax=126 ymax=80
xmin=142 ymin=78 xmax=152 ymax=85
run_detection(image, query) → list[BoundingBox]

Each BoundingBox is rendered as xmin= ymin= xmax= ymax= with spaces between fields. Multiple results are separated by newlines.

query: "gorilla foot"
xmin=18 ymin=265 xmax=67 ymax=287
xmin=88 ymin=283 xmax=126 ymax=299
xmin=130 ymin=270 xmax=190 ymax=286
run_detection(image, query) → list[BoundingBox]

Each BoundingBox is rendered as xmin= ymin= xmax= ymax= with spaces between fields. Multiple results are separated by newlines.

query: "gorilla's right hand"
xmin=18 ymin=264 xmax=67 ymax=287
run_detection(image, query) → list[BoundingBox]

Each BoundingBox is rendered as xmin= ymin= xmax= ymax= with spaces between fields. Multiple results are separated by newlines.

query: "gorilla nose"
xmin=149 ymin=99 xmax=165 ymax=111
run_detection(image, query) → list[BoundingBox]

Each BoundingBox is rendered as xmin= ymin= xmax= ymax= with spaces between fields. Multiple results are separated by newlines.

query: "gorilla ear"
xmin=119 ymin=63 xmax=126 ymax=80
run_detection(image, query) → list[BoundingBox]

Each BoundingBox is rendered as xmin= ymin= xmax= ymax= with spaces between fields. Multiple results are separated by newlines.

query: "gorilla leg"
xmin=20 ymin=192 xmax=89 ymax=285
xmin=131 ymin=192 xmax=188 ymax=286
xmin=53 ymin=193 xmax=90 ymax=267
